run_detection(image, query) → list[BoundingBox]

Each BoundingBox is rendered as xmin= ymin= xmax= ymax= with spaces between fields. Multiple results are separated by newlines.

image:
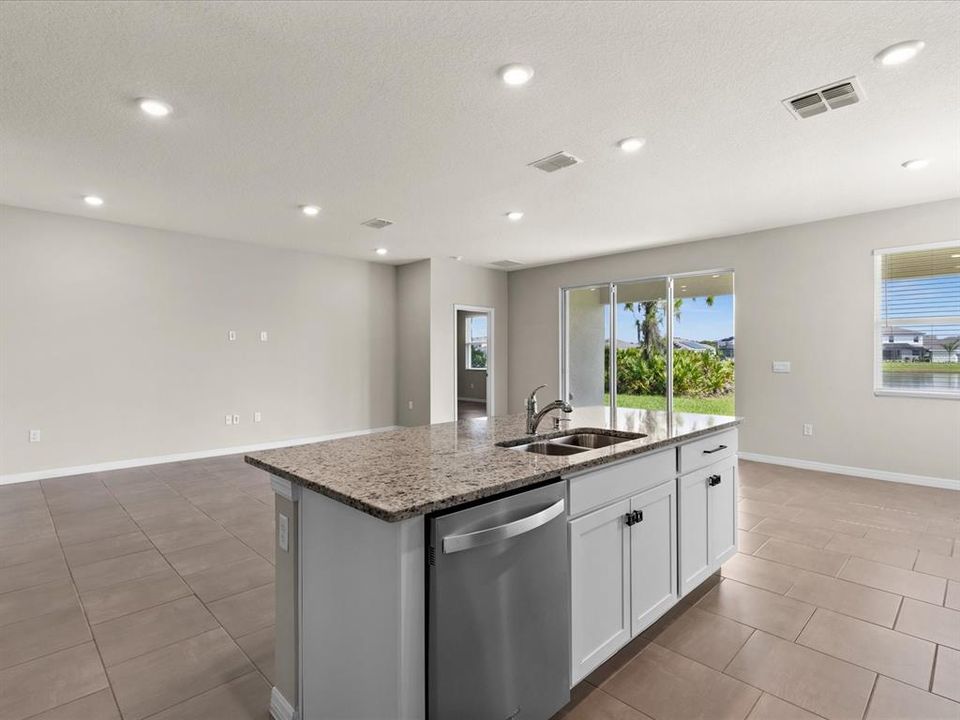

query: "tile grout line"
xmin=36 ymin=476 xmax=126 ymax=719
xmin=111 ymin=466 xmax=277 ymax=708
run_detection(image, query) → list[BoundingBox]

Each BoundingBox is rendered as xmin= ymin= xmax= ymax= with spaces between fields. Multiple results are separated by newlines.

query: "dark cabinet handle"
xmin=708 ymin=474 xmax=722 ymax=487
xmin=633 ymin=510 xmax=643 ymax=524
xmin=703 ymin=445 xmax=728 ymax=455
xmin=624 ymin=510 xmax=644 ymax=527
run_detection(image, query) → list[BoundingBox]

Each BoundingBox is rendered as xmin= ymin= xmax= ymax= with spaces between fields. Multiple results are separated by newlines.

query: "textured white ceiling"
xmin=1 ymin=1 xmax=958 ymax=268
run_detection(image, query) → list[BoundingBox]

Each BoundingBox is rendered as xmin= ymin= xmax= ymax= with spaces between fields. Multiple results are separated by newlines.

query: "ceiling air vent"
xmin=783 ymin=77 xmax=864 ymax=120
xmin=361 ymin=218 xmax=393 ymax=229
xmin=528 ymin=151 xmax=582 ymax=173
xmin=491 ymin=260 xmax=524 ymax=269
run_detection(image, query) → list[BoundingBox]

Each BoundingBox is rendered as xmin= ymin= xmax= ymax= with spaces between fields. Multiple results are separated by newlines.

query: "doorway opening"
xmin=455 ymin=306 xmax=493 ymax=420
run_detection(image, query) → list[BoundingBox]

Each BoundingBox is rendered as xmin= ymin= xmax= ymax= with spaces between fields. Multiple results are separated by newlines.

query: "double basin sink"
xmin=498 ymin=429 xmax=647 ymax=456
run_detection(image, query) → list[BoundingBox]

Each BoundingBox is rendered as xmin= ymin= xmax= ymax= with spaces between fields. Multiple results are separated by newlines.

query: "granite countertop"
xmin=245 ymin=406 xmax=740 ymax=522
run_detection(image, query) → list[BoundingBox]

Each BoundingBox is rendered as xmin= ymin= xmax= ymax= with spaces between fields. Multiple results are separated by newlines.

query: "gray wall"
xmin=508 ymin=199 xmax=960 ymax=482
xmin=429 ymin=257 xmax=508 ymax=423
xmin=395 ymin=260 xmax=432 ymax=427
xmin=456 ymin=311 xmax=488 ymax=403
xmin=0 ymin=205 xmax=397 ymax=475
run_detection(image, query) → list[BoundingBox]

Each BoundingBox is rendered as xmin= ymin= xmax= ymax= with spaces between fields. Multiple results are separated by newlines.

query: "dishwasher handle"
xmin=442 ymin=498 xmax=565 ymax=554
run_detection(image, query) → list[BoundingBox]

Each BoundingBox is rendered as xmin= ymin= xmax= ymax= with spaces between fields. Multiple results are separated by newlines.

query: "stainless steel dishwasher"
xmin=427 ymin=480 xmax=570 ymax=720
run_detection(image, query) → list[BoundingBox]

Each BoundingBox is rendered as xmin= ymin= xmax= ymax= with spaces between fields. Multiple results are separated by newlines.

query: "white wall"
xmin=0 ymin=205 xmax=397 ymax=475
xmin=508 ymin=199 xmax=960 ymax=483
xmin=396 ymin=260 xmax=431 ymax=427
xmin=429 ymin=257 xmax=508 ymax=424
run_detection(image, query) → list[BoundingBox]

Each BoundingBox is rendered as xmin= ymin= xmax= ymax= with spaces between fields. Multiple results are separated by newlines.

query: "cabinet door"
xmin=678 ymin=469 xmax=712 ymax=597
xmin=629 ymin=480 xmax=678 ymax=636
xmin=708 ymin=460 xmax=738 ymax=567
xmin=569 ymin=499 xmax=631 ymax=685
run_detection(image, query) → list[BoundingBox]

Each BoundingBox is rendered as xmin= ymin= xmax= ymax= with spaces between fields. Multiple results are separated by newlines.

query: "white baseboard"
xmin=0 ymin=425 xmax=400 ymax=485
xmin=738 ymin=452 xmax=959 ymax=491
xmin=269 ymin=686 xmax=298 ymax=720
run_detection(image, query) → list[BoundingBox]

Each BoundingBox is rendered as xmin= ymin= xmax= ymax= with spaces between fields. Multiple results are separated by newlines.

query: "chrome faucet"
xmin=525 ymin=385 xmax=573 ymax=434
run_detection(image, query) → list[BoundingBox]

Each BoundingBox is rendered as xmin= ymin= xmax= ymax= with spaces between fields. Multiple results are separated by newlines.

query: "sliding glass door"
xmin=563 ymin=285 xmax=610 ymax=407
xmin=562 ymin=271 xmax=735 ymax=421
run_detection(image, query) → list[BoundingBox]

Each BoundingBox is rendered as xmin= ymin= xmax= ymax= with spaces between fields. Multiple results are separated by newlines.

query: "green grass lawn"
xmin=882 ymin=362 xmax=960 ymax=373
xmin=605 ymin=393 xmax=735 ymax=416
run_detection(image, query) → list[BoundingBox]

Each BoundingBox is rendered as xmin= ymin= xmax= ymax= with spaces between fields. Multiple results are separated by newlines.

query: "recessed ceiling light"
xmin=617 ymin=137 xmax=646 ymax=153
xmin=138 ymin=98 xmax=172 ymax=117
xmin=450 ymin=255 xmax=463 ymax=261
xmin=711 ymin=274 xmax=720 ymax=278
xmin=300 ymin=205 xmax=320 ymax=216
xmin=506 ymin=211 xmax=524 ymax=221
xmin=951 ymin=254 xmax=960 ymax=259
xmin=375 ymin=248 xmax=388 ymax=256
xmin=875 ymin=40 xmax=925 ymax=66
xmin=499 ymin=64 xmax=534 ymax=87
xmin=901 ymin=159 xmax=930 ymax=170
xmin=83 ymin=195 xmax=104 ymax=207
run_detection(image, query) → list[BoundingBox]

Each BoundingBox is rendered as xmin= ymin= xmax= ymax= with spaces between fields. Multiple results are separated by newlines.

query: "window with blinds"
xmin=875 ymin=243 xmax=960 ymax=397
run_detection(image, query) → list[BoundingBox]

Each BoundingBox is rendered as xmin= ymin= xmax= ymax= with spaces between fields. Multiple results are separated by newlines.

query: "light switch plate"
xmin=278 ymin=513 xmax=289 ymax=552
xmin=772 ymin=361 xmax=791 ymax=373
xmin=260 ymin=331 xmax=268 ymax=342
xmin=228 ymin=330 xmax=237 ymax=341
xmin=254 ymin=411 xmax=262 ymax=423
xmin=225 ymin=414 xmax=233 ymax=425
xmin=232 ymin=414 xmax=240 ymax=425
xmin=28 ymin=429 xmax=41 ymax=442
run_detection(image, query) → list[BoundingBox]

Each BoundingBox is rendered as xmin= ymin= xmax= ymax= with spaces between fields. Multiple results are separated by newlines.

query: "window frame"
xmin=464 ymin=315 xmax=488 ymax=371
xmin=873 ymin=240 xmax=960 ymax=400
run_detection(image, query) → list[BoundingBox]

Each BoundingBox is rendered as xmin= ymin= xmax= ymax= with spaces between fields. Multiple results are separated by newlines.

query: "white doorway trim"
xmin=453 ymin=304 xmax=494 ymax=420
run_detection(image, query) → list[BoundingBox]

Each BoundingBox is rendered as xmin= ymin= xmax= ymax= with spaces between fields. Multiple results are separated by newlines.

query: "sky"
xmin=613 ymin=294 xmax=734 ymax=343
xmin=882 ymin=274 xmax=959 ymax=339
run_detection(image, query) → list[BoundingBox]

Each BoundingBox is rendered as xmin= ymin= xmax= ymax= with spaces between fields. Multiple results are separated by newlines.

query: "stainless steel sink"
xmin=513 ymin=442 xmax=589 ymax=456
xmin=551 ymin=433 xmax=633 ymax=449
xmin=499 ymin=429 xmax=646 ymax=456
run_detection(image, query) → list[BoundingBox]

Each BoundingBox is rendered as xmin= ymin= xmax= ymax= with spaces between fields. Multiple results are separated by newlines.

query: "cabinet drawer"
xmin=566 ymin=449 xmax=676 ymax=517
xmin=679 ymin=429 xmax=737 ymax=475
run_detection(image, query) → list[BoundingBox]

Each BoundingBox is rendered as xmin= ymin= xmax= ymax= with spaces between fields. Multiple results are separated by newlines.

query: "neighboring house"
xmin=927 ymin=336 xmax=960 ymax=363
xmin=881 ymin=326 xmax=928 ymax=361
xmin=674 ymin=338 xmax=715 ymax=353
xmin=717 ymin=336 xmax=735 ymax=359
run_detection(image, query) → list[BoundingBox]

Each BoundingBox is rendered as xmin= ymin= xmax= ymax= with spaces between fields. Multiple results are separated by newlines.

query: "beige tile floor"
xmin=1 ymin=458 xmax=958 ymax=719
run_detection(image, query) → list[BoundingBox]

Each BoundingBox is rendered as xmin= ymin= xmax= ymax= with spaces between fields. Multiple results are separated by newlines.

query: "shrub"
xmin=607 ymin=347 xmax=734 ymax=397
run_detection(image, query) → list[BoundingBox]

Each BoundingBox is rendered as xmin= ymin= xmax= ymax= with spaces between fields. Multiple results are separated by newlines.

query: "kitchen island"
xmin=247 ymin=406 xmax=740 ymax=720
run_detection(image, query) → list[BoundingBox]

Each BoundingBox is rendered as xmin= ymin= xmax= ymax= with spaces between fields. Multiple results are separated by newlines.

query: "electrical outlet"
xmin=232 ymin=414 xmax=240 ymax=425
xmin=278 ymin=513 xmax=289 ymax=552
xmin=28 ymin=429 xmax=41 ymax=443
xmin=254 ymin=411 xmax=262 ymax=423
xmin=225 ymin=414 xmax=233 ymax=425
xmin=803 ymin=423 xmax=814 ymax=436
xmin=408 ymin=400 xmax=414 ymax=410
xmin=228 ymin=330 xmax=237 ymax=341
xmin=260 ymin=331 xmax=268 ymax=342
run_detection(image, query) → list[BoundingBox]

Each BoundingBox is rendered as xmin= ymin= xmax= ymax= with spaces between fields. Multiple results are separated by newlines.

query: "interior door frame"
xmin=453 ymin=304 xmax=495 ymax=419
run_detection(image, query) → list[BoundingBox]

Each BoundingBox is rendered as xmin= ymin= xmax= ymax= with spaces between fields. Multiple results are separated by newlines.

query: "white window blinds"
xmin=875 ymin=243 xmax=960 ymax=396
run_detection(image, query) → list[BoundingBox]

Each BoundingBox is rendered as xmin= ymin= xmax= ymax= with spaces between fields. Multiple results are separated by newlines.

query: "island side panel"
xmin=299 ymin=489 xmax=425 ymax=720
xmin=274 ymin=487 xmax=299 ymax=715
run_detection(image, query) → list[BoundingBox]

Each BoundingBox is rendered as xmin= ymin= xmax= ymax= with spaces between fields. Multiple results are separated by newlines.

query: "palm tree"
xmin=942 ymin=338 xmax=960 ymax=363
xmin=623 ymin=295 xmax=715 ymax=355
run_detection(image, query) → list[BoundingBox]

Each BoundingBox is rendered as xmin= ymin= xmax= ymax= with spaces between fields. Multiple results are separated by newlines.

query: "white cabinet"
xmin=630 ymin=480 xmax=678 ymax=635
xmin=567 ymin=428 xmax=737 ymax=684
xmin=569 ymin=480 xmax=678 ymax=684
xmin=569 ymin=498 xmax=631 ymax=685
xmin=678 ymin=457 xmax=737 ymax=597
xmin=709 ymin=460 xmax=737 ymax=567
